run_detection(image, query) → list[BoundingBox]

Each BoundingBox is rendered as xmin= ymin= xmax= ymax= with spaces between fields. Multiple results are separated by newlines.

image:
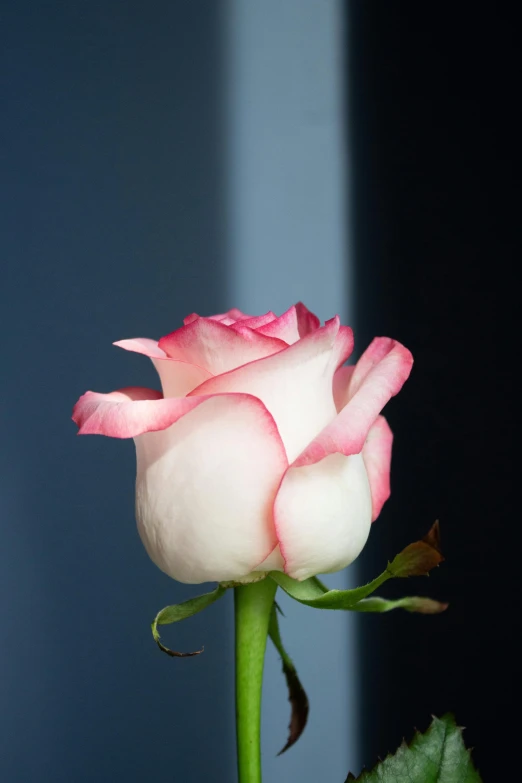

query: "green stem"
xmin=234 ymin=577 xmax=277 ymax=783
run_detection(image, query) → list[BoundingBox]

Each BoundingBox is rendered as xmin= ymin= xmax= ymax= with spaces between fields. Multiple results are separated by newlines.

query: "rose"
xmin=72 ymin=303 xmax=413 ymax=584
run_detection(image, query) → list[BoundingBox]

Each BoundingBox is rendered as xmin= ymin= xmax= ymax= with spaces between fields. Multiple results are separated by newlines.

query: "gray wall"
xmin=1 ymin=2 xmax=354 ymax=780
xmin=226 ymin=2 xmax=358 ymax=780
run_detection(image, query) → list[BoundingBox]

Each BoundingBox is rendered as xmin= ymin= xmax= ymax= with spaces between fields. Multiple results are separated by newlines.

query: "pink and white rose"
xmin=72 ymin=303 xmax=413 ymax=584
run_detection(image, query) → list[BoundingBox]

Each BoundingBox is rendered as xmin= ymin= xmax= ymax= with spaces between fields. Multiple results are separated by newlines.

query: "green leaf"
xmin=345 ymin=714 xmax=482 ymax=782
xmin=268 ymin=603 xmax=309 ymax=755
xmin=269 ymin=522 xmax=444 ymax=612
xmin=151 ymin=584 xmax=227 ymax=658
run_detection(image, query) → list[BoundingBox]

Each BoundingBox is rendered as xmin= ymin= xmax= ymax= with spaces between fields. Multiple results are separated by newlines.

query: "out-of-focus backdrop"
xmin=1 ymin=2 xmax=518 ymax=781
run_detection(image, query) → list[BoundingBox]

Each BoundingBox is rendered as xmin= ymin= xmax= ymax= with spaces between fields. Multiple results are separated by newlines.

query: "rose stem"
xmin=234 ymin=577 xmax=278 ymax=783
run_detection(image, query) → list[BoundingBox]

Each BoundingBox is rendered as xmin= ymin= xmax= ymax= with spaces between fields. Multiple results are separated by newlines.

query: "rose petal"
xmin=293 ymin=339 xmax=413 ymax=467
xmin=255 ymin=545 xmax=285 ymax=572
xmin=222 ymin=307 xmax=251 ymax=321
xmin=295 ymin=302 xmax=321 ymax=337
xmin=158 ymin=318 xmax=287 ymax=375
xmin=191 ymin=317 xmax=353 ymax=462
xmin=362 ymin=415 xmax=393 ymax=521
xmin=253 ymin=303 xmax=322 ymax=344
xmin=184 ymin=308 xmax=253 ymax=326
xmin=150 ymin=360 xmax=213 ymax=397
xmin=229 ymin=322 xmax=289 ymax=348
xmin=274 ymin=453 xmax=372 ymax=580
xmin=114 ymin=338 xmax=213 ymax=397
xmin=134 ymin=394 xmax=288 ymax=583
xmin=255 ymin=305 xmax=301 ymax=344
xmin=231 ymin=312 xmax=277 ymax=330
xmin=332 ymin=364 xmax=356 ymax=412
xmin=345 ymin=337 xmax=399 ymax=397
xmin=113 ymin=337 xmax=167 ymax=359
xmin=183 ymin=313 xmax=201 ymax=325
xmin=72 ymin=387 xmax=201 ymax=437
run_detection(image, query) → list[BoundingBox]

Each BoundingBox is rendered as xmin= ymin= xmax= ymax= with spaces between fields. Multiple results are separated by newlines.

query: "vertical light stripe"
xmin=225 ymin=1 xmax=358 ymax=779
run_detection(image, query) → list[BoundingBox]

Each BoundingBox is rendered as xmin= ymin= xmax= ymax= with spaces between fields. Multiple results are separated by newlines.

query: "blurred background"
xmin=1 ymin=2 xmax=518 ymax=781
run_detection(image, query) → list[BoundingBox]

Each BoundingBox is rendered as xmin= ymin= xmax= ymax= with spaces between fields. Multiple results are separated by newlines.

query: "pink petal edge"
xmin=362 ymin=415 xmax=394 ymax=521
xmin=72 ymin=387 xmax=289 ymax=459
xmin=158 ymin=317 xmax=287 ymax=374
xmin=292 ymin=339 xmax=413 ymax=468
xmin=113 ymin=337 xmax=167 ymax=359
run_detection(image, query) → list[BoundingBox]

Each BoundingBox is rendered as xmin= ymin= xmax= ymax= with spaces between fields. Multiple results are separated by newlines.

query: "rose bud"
xmin=72 ymin=304 xmax=413 ymax=584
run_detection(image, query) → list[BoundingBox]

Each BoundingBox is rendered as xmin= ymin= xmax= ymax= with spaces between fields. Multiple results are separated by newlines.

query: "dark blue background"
xmin=1 ymin=3 xmax=233 ymax=780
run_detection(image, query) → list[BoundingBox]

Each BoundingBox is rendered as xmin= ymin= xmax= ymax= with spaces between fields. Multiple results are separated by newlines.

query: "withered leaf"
xmin=388 ymin=521 xmax=444 ymax=578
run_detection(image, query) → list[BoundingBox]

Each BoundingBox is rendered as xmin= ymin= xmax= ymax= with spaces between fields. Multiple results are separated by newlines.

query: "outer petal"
xmin=158 ymin=318 xmax=287 ymax=375
xmin=113 ymin=337 xmax=167 ymax=359
xmin=73 ymin=387 xmax=204 ymax=437
xmin=183 ymin=313 xmax=201 ymax=325
xmin=344 ymin=337 xmax=400 ymax=397
xmin=362 ymin=415 xmax=393 ymax=521
xmin=114 ymin=339 xmax=213 ymax=397
xmin=274 ymin=453 xmax=372 ymax=580
xmin=293 ymin=339 xmax=413 ymax=467
xmin=134 ymin=394 xmax=288 ymax=583
xmin=273 ymin=338 xmax=412 ymax=579
xmin=190 ymin=317 xmax=353 ymax=463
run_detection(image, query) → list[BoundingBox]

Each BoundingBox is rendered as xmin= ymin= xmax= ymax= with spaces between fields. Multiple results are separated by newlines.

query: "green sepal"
xmin=268 ymin=603 xmax=309 ymax=755
xmin=151 ymin=584 xmax=227 ymax=657
xmin=345 ymin=713 xmax=482 ymax=782
xmin=351 ymin=596 xmax=448 ymax=614
xmin=269 ymin=522 xmax=444 ymax=612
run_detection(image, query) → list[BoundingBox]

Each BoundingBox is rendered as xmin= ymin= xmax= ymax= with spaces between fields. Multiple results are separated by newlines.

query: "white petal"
xmin=134 ymin=394 xmax=287 ymax=584
xmin=151 ymin=358 xmax=212 ymax=397
xmin=274 ymin=453 xmax=372 ymax=581
xmin=114 ymin=338 xmax=212 ymax=397
xmin=255 ymin=545 xmax=285 ymax=572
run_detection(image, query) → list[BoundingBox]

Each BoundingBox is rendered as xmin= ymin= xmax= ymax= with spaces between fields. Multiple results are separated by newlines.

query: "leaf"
xmin=151 ymin=584 xmax=227 ymax=658
xmin=351 ymin=596 xmax=448 ymax=614
xmin=345 ymin=714 xmax=482 ymax=782
xmin=268 ymin=603 xmax=309 ymax=755
xmin=269 ymin=522 xmax=445 ymax=612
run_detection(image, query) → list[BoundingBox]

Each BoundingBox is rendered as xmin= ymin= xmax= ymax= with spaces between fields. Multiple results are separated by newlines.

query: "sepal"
xmin=151 ymin=584 xmax=227 ymax=657
xmin=269 ymin=522 xmax=445 ymax=612
xmin=352 ymin=596 xmax=447 ymax=614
